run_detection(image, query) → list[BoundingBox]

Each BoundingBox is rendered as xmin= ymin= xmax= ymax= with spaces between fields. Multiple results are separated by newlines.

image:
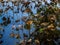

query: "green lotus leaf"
xmin=39 ymin=28 xmax=44 ymax=33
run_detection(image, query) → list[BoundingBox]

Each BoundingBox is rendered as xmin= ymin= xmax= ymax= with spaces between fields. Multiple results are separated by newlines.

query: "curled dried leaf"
xmin=10 ymin=32 xmax=15 ymax=38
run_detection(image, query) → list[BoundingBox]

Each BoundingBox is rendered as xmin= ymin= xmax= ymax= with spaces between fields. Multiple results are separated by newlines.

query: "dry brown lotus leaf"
xmin=54 ymin=0 xmax=58 ymax=2
xmin=41 ymin=22 xmax=49 ymax=26
xmin=27 ymin=39 xmax=32 ymax=42
xmin=51 ymin=29 xmax=55 ymax=31
xmin=21 ymin=16 xmax=27 ymax=22
xmin=58 ymin=0 xmax=60 ymax=3
xmin=1 ymin=1 xmax=5 ymax=3
xmin=48 ymin=15 xmax=56 ymax=21
xmin=0 ymin=0 xmax=3 ymax=2
xmin=47 ymin=39 xmax=52 ymax=41
xmin=25 ymin=8 xmax=31 ymax=12
xmin=14 ymin=3 xmax=18 ymax=6
xmin=35 ymin=39 xmax=40 ymax=44
xmin=10 ymin=33 xmax=15 ymax=37
xmin=23 ymin=2 xmax=30 ymax=5
xmin=24 ymin=23 xmax=31 ymax=30
xmin=48 ymin=24 xmax=55 ymax=29
xmin=20 ymin=40 xmax=25 ymax=45
xmin=34 ymin=14 xmax=39 ymax=17
xmin=15 ymin=34 xmax=20 ymax=39
xmin=26 ymin=20 xmax=33 ymax=25
xmin=51 ymin=15 xmax=56 ymax=20
xmin=24 ymin=19 xmax=33 ymax=30
xmin=50 ymin=17 xmax=55 ymax=20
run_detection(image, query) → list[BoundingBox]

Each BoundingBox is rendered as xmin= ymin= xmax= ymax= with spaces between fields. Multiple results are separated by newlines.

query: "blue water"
xmin=0 ymin=1 xmax=37 ymax=45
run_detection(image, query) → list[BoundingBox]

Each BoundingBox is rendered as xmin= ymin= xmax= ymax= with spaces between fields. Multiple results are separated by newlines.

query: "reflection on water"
xmin=0 ymin=0 xmax=60 ymax=45
xmin=0 ymin=1 xmax=37 ymax=45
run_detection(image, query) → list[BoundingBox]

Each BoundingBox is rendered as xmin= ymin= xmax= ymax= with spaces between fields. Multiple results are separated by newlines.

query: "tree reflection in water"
xmin=0 ymin=0 xmax=60 ymax=45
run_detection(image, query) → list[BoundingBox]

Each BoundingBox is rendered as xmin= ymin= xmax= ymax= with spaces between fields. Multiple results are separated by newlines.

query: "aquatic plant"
xmin=0 ymin=0 xmax=60 ymax=45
